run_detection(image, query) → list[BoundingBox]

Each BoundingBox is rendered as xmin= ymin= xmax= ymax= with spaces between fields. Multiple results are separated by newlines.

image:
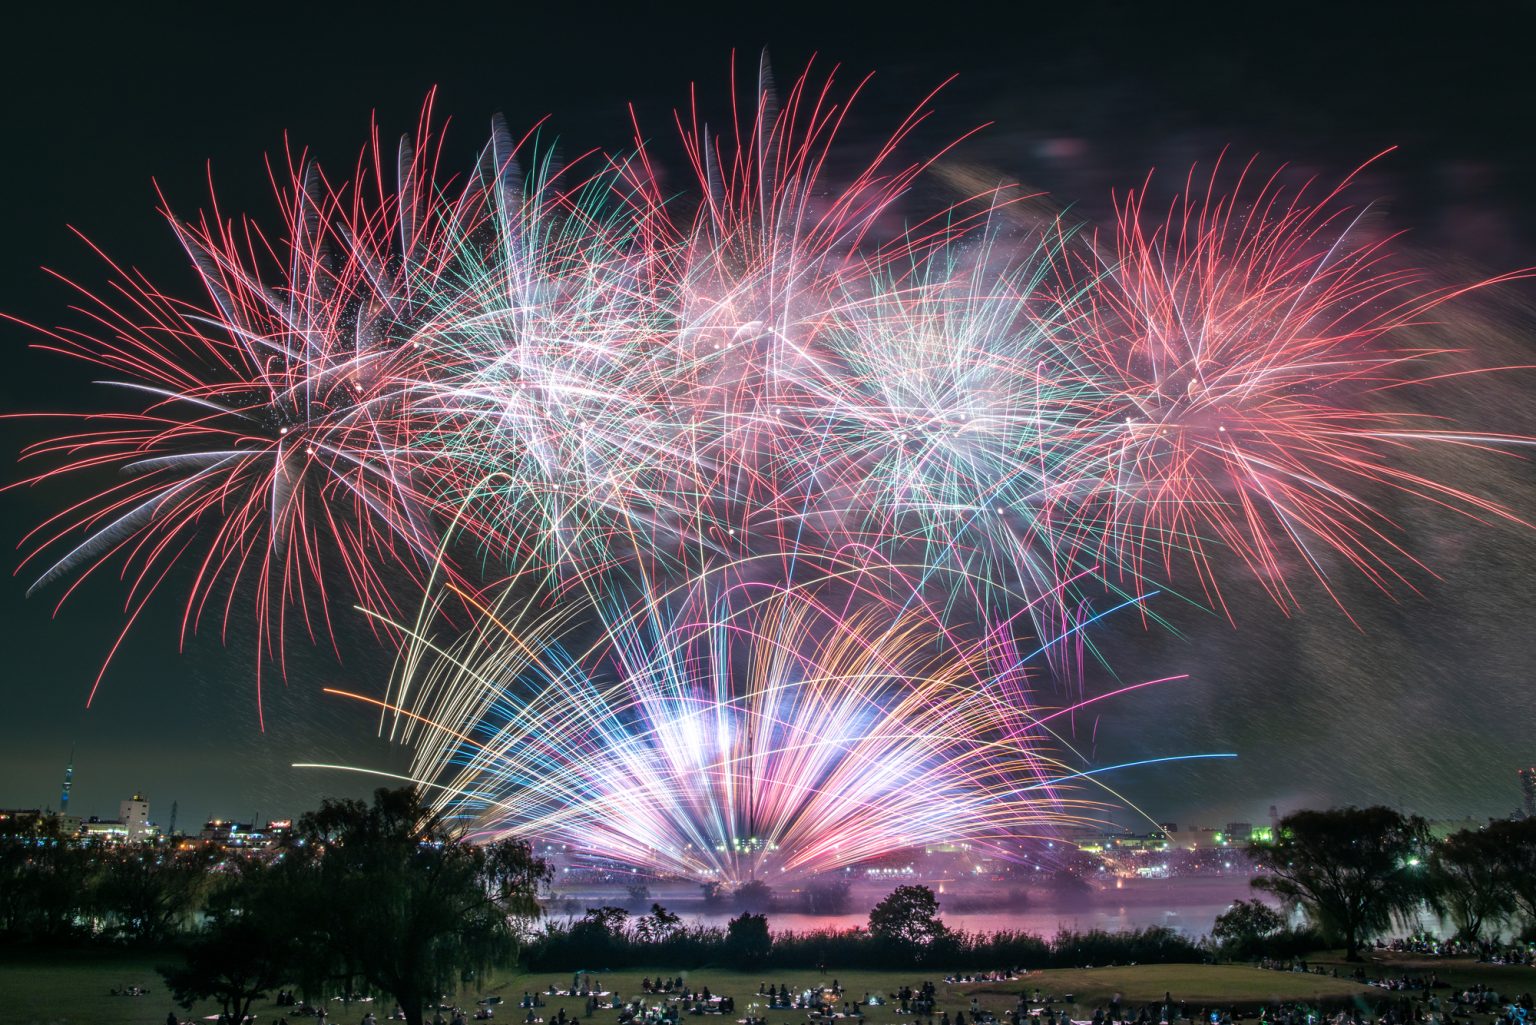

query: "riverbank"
xmin=545 ymin=877 xmax=1261 ymax=938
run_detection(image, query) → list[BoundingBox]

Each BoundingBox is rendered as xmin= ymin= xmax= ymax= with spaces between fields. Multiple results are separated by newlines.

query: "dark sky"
xmin=1 ymin=0 xmax=1534 ymax=832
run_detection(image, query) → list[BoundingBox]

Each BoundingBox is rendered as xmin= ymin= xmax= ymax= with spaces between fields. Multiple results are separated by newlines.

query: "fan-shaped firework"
xmin=306 ymin=557 xmax=1215 ymax=883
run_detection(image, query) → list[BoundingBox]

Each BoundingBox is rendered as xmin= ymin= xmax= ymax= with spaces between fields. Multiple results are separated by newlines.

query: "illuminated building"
xmin=78 ymin=793 xmax=158 ymax=842
xmin=119 ymin=793 xmax=151 ymax=841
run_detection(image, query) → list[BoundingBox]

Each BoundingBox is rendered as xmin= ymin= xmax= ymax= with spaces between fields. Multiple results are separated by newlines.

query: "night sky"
xmin=2 ymin=0 xmax=1534 ymax=833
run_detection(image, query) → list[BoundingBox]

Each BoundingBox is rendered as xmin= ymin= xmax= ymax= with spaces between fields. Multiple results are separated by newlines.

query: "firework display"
xmin=1066 ymin=158 xmax=1531 ymax=615
xmin=306 ymin=557 xmax=1218 ymax=884
xmin=8 ymin=58 xmax=1527 ymax=877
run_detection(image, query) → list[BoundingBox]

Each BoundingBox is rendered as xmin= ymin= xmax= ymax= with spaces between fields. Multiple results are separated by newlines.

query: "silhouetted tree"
xmin=575 ymin=905 xmax=630 ymax=935
xmin=1249 ymin=806 xmax=1429 ymax=960
xmin=1211 ymin=898 xmax=1285 ymax=958
xmin=567 ymin=905 xmax=630 ymax=961
xmin=0 ymin=824 xmax=95 ymax=940
xmin=161 ymin=916 xmax=287 ymax=1025
xmin=634 ymin=903 xmax=682 ymax=943
xmin=1428 ymin=827 xmax=1509 ymax=941
xmin=278 ymin=787 xmax=549 ymax=1025
xmin=725 ymin=912 xmax=771 ymax=968
xmin=95 ymin=846 xmax=218 ymax=943
xmin=868 ymin=885 xmax=948 ymax=950
xmin=1482 ymin=818 xmax=1536 ymax=936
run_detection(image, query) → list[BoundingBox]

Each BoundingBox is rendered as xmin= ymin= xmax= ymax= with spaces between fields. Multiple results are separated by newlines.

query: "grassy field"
xmin=966 ymin=965 xmax=1371 ymax=1007
xmin=1 ymin=954 xmax=1529 ymax=1025
xmin=1308 ymin=950 xmax=1536 ymax=996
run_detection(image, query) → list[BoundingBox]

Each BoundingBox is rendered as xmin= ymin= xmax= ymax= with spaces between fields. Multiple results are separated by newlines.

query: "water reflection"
xmin=549 ymin=876 xmax=1261 ymax=938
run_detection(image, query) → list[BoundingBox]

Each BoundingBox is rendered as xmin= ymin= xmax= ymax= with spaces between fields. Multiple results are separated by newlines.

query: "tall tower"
xmin=168 ymin=801 xmax=178 ymax=837
xmin=60 ymin=745 xmax=75 ymax=814
xmin=1520 ymin=766 xmax=1536 ymax=818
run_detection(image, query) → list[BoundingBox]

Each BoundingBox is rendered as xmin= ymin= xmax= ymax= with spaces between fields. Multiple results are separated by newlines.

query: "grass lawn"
xmin=1307 ymin=950 xmax=1536 ymax=996
xmin=965 ymin=965 xmax=1371 ymax=1008
xmin=0 ymin=950 xmax=179 ymax=1025
xmin=1 ymin=955 xmax=1528 ymax=1025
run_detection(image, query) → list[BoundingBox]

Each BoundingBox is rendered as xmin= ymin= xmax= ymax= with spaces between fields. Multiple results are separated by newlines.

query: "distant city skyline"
xmin=6 ymin=751 xmax=1532 ymax=838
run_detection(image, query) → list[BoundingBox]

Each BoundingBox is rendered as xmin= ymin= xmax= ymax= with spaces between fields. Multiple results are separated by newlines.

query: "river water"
xmin=548 ymin=876 xmax=1260 ymax=938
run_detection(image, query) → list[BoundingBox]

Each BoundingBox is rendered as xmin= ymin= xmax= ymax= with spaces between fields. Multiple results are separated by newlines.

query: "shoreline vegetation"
xmin=6 ymin=797 xmax=1534 ymax=1025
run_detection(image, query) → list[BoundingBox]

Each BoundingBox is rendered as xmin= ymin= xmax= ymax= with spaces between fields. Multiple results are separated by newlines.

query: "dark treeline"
xmin=1247 ymin=809 xmax=1536 ymax=960
xmin=1 ymin=788 xmax=550 ymax=1025
xmin=5 ymin=797 xmax=1536 ymax=1021
xmin=0 ymin=832 xmax=220 ymax=944
xmin=526 ymin=899 xmax=1203 ymax=972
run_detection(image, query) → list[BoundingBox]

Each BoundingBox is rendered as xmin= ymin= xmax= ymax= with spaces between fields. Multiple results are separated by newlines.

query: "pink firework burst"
xmin=1068 ymin=153 xmax=1531 ymax=616
xmin=6 ymin=100 xmax=477 ymax=715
